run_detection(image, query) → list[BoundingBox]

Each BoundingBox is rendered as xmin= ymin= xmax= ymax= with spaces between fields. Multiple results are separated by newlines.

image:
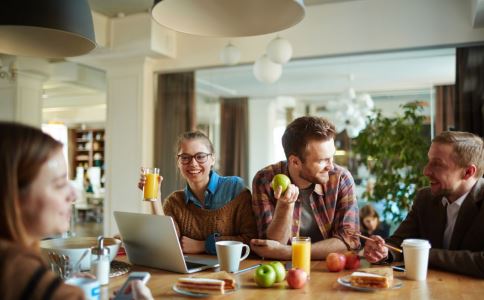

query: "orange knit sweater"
xmin=162 ymin=189 xmax=257 ymax=245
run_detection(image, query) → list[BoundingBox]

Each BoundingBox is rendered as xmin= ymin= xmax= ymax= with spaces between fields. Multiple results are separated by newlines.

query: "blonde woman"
xmin=138 ymin=131 xmax=257 ymax=255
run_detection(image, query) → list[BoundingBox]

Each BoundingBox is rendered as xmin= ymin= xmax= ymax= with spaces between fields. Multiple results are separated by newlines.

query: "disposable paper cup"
xmin=401 ymin=239 xmax=431 ymax=280
xmin=65 ymin=278 xmax=100 ymax=300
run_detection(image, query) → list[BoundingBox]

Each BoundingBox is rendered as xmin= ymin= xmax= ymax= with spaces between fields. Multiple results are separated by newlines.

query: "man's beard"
xmin=431 ymin=187 xmax=452 ymax=198
xmin=300 ymin=169 xmax=329 ymax=186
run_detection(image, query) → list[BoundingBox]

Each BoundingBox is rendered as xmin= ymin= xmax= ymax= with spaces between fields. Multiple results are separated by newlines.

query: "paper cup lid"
xmin=401 ymin=239 xmax=431 ymax=249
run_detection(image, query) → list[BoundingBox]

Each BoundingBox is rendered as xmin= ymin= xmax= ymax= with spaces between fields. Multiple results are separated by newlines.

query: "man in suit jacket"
xmin=364 ymin=131 xmax=484 ymax=278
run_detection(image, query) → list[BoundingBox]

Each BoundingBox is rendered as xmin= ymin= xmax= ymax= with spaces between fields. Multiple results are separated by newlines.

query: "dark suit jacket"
xmin=386 ymin=178 xmax=484 ymax=278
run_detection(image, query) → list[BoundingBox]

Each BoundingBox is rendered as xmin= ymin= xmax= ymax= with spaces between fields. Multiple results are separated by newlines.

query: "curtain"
xmin=435 ymin=84 xmax=455 ymax=135
xmin=155 ymin=72 xmax=195 ymax=199
xmin=455 ymin=46 xmax=484 ymax=136
xmin=219 ymin=97 xmax=249 ymax=184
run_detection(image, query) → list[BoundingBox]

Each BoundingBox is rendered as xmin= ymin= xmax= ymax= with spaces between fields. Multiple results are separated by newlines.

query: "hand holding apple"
xmin=326 ymin=252 xmax=346 ymax=272
xmin=286 ymin=268 xmax=308 ymax=289
xmin=271 ymin=174 xmax=291 ymax=193
xmin=344 ymin=251 xmax=361 ymax=270
xmin=254 ymin=264 xmax=276 ymax=288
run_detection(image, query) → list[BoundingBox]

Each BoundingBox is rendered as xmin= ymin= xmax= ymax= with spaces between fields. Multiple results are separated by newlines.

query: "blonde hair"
xmin=433 ymin=131 xmax=484 ymax=178
xmin=175 ymin=130 xmax=214 ymax=155
xmin=0 ymin=122 xmax=62 ymax=248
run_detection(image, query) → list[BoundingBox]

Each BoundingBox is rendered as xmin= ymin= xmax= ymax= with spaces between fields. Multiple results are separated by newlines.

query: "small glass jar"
xmin=91 ymin=236 xmax=110 ymax=285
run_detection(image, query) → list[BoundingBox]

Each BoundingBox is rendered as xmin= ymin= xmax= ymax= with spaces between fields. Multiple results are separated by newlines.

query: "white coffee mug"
xmin=215 ymin=241 xmax=250 ymax=273
xmin=65 ymin=277 xmax=101 ymax=300
xmin=401 ymin=239 xmax=431 ymax=280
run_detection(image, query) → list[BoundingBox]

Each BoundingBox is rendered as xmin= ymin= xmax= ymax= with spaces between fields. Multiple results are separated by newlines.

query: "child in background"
xmin=359 ymin=204 xmax=390 ymax=246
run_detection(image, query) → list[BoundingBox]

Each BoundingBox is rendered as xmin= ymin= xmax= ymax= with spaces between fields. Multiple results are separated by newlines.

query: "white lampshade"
xmin=152 ymin=0 xmax=305 ymax=37
xmin=253 ymin=54 xmax=282 ymax=84
xmin=267 ymin=36 xmax=293 ymax=64
xmin=219 ymin=43 xmax=241 ymax=65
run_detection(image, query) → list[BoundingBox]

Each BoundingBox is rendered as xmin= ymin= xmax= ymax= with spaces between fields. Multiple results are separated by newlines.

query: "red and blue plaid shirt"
xmin=251 ymin=161 xmax=360 ymax=250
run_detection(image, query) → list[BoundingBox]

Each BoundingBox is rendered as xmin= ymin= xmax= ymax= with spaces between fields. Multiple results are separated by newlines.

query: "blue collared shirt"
xmin=183 ymin=170 xmax=245 ymax=209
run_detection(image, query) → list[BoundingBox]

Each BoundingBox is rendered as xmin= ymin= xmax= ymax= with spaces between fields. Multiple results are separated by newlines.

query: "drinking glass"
xmin=292 ymin=236 xmax=311 ymax=276
xmin=143 ymin=167 xmax=160 ymax=201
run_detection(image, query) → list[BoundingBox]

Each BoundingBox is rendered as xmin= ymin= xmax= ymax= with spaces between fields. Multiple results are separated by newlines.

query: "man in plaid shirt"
xmin=250 ymin=116 xmax=360 ymax=260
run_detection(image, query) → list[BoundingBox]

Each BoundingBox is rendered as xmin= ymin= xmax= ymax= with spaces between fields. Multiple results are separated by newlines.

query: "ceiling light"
xmin=219 ymin=43 xmax=241 ymax=65
xmin=152 ymin=0 xmax=305 ymax=37
xmin=267 ymin=36 xmax=293 ymax=64
xmin=0 ymin=0 xmax=96 ymax=58
xmin=253 ymin=54 xmax=282 ymax=84
xmin=0 ymin=58 xmax=16 ymax=81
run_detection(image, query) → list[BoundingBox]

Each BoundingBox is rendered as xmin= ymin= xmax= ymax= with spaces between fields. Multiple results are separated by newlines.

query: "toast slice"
xmin=349 ymin=267 xmax=393 ymax=289
xmin=176 ymin=277 xmax=224 ymax=294
xmin=194 ymin=271 xmax=237 ymax=291
xmin=176 ymin=271 xmax=237 ymax=295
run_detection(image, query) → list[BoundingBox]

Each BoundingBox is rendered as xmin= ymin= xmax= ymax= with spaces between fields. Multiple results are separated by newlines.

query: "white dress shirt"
xmin=441 ymin=192 xmax=469 ymax=249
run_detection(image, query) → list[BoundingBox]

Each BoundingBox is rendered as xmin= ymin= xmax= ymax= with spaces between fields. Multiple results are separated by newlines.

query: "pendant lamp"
xmin=0 ymin=0 xmax=96 ymax=58
xmin=152 ymin=0 xmax=305 ymax=37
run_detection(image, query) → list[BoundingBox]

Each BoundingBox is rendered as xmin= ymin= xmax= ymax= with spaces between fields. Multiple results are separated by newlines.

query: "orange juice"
xmin=143 ymin=168 xmax=160 ymax=201
xmin=292 ymin=237 xmax=311 ymax=276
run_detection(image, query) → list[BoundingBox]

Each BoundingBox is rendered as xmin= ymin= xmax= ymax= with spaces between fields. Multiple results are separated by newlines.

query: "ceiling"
xmin=42 ymin=1 xmax=456 ymax=122
xmin=196 ymin=47 xmax=456 ymax=100
xmin=87 ymin=0 xmax=359 ymax=17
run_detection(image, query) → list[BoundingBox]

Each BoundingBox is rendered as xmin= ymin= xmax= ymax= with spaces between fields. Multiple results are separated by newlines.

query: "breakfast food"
xmin=349 ymin=267 xmax=393 ymax=289
xmin=176 ymin=271 xmax=236 ymax=294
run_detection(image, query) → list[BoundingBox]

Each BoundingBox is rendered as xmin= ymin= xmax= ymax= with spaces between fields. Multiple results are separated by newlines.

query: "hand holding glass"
xmin=142 ymin=168 xmax=160 ymax=201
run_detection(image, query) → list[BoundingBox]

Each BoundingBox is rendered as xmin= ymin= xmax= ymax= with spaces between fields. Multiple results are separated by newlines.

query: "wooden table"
xmin=105 ymin=257 xmax=484 ymax=299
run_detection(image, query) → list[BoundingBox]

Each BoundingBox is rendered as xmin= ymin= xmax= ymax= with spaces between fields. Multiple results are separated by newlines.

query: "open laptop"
xmin=114 ymin=211 xmax=219 ymax=273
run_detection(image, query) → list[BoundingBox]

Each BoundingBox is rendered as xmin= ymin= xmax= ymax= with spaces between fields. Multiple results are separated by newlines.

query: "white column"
xmin=0 ymin=57 xmax=48 ymax=127
xmin=103 ymin=57 xmax=156 ymax=236
xmin=248 ymin=98 xmax=278 ymax=188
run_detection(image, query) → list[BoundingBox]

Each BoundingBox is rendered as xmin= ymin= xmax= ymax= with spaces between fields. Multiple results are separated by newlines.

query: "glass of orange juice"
xmin=292 ymin=236 xmax=311 ymax=276
xmin=143 ymin=167 xmax=160 ymax=201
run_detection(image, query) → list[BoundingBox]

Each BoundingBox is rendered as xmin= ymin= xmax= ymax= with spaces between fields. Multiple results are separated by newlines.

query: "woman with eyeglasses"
xmin=138 ymin=131 xmax=257 ymax=254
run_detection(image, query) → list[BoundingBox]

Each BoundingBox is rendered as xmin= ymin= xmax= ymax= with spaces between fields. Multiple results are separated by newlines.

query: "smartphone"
xmin=113 ymin=272 xmax=151 ymax=300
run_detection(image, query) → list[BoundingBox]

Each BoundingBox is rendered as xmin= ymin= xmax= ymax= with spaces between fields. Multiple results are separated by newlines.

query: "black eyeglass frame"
xmin=177 ymin=152 xmax=212 ymax=164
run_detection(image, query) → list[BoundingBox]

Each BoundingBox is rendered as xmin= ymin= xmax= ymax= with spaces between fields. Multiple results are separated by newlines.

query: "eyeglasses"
xmin=177 ymin=152 xmax=212 ymax=165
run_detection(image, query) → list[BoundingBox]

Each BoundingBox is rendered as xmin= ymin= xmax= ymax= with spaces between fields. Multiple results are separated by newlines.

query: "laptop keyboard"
xmin=185 ymin=261 xmax=208 ymax=269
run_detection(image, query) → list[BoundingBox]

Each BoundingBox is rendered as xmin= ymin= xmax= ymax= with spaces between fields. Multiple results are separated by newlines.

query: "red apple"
xmin=326 ymin=252 xmax=346 ymax=272
xmin=286 ymin=268 xmax=308 ymax=289
xmin=344 ymin=251 xmax=361 ymax=270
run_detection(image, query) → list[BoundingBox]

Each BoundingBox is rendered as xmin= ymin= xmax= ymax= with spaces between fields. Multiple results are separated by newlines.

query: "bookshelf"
xmin=69 ymin=128 xmax=105 ymax=182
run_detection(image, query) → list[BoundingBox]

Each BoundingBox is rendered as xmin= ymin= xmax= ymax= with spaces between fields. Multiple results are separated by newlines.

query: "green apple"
xmin=271 ymin=174 xmax=291 ymax=193
xmin=254 ymin=264 xmax=276 ymax=288
xmin=268 ymin=261 xmax=286 ymax=283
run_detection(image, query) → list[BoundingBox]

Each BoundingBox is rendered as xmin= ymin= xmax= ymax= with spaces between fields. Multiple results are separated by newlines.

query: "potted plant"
xmin=353 ymin=103 xmax=430 ymax=223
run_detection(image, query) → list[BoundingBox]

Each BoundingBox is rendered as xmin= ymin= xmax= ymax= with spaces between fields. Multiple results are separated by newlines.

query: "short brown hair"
xmin=0 ymin=122 xmax=62 ymax=247
xmin=282 ymin=116 xmax=336 ymax=161
xmin=432 ymin=131 xmax=484 ymax=178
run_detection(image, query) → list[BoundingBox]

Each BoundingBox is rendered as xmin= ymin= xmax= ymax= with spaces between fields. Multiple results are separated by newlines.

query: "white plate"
xmin=337 ymin=275 xmax=403 ymax=292
xmin=172 ymin=285 xmax=238 ymax=298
